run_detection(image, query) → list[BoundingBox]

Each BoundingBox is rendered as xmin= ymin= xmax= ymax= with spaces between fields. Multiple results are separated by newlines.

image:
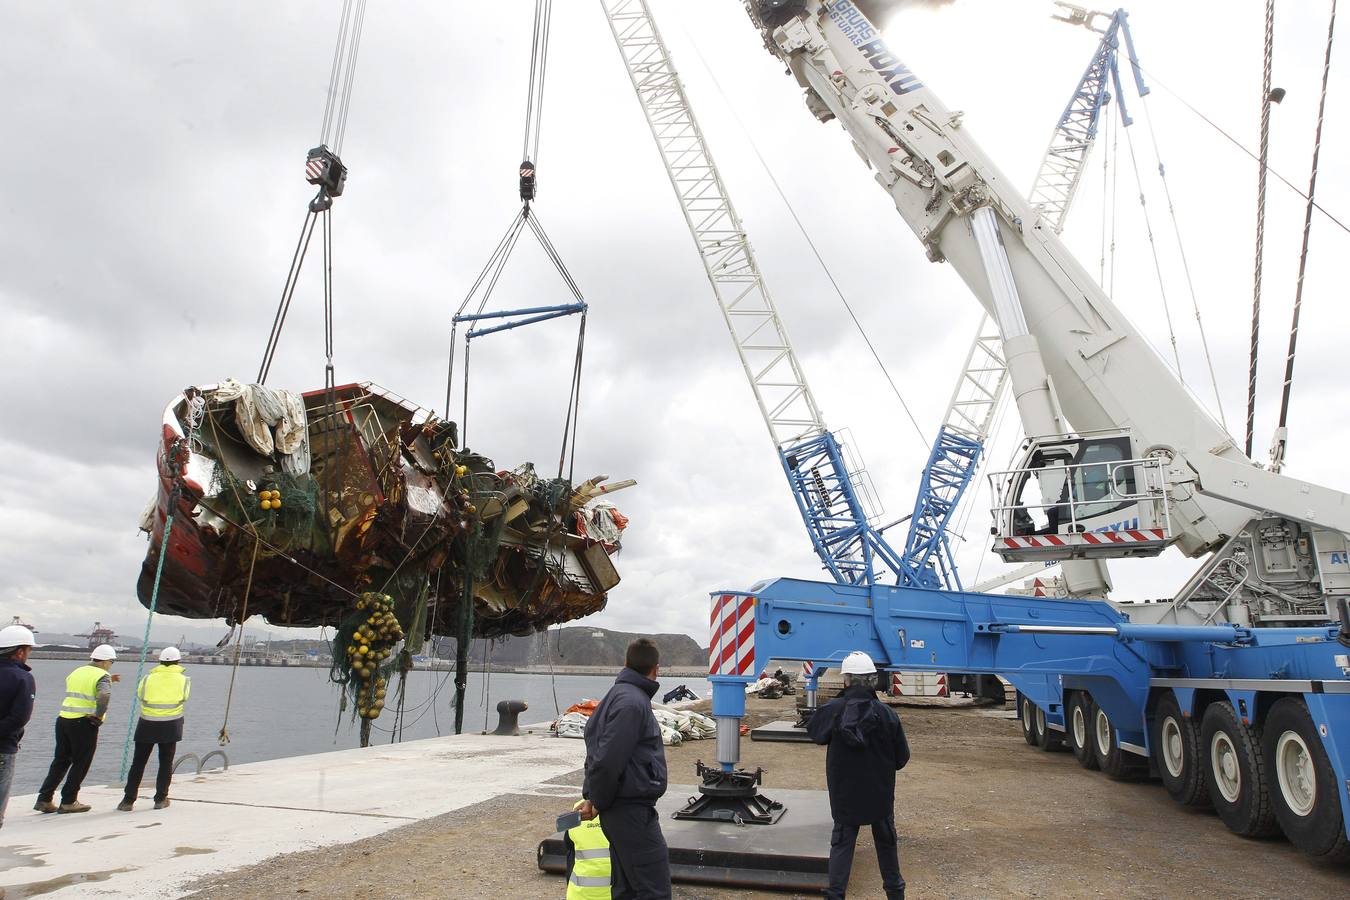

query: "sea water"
xmin=9 ymin=659 xmax=712 ymax=794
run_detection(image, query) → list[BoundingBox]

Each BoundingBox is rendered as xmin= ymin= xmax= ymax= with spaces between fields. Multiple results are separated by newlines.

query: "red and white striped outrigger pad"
xmin=709 ymin=594 xmax=756 ymax=677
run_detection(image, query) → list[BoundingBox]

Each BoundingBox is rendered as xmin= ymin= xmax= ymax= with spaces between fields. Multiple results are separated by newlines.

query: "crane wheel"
xmin=1066 ymin=692 xmax=1098 ymax=770
xmin=1018 ymin=693 xmax=1037 ymax=747
xmin=1199 ymin=701 xmax=1278 ymax=837
xmin=1261 ymin=697 xmax=1350 ymax=861
xmin=1033 ymin=702 xmax=1065 ymax=752
xmin=1091 ymin=703 xmax=1146 ymax=781
xmin=1151 ymin=692 xmax=1209 ymax=807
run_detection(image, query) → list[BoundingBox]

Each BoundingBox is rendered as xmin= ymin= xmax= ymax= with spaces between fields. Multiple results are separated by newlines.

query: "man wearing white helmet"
xmin=807 ymin=650 xmax=911 ymax=900
xmin=119 ymin=647 xmax=190 ymax=811
xmin=35 ymin=643 xmax=117 ymax=814
xmin=0 ymin=624 xmax=38 ymax=829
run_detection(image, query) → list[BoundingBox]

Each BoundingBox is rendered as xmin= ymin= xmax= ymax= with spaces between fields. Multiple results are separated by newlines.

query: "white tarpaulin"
xmin=212 ymin=378 xmax=310 ymax=475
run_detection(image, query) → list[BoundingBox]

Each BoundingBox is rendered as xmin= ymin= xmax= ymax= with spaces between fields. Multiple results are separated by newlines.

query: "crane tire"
xmin=1034 ymin=702 xmax=1065 ymax=752
xmin=1200 ymin=701 xmax=1278 ymax=837
xmin=1066 ymin=692 xmax=1098 ymax=770
xmin=1018 ymin=693 xmax=1037 ymax=747
xmin=1091 ymin=702 xmax=1147 ymax=781
xmin=1151 ymin=692 xmax=1209 ymax=807
xmin=1262 ymin=697 xmax=1350 ymax=861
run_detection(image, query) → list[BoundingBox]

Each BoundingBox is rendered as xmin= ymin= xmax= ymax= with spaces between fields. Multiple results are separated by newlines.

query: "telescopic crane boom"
xmin=746 ymin=0 xmax=1350 ymax=626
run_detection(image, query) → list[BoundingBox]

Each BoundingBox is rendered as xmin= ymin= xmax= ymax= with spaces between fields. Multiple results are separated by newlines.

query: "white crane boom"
xmin=744 ymin=0 xmax=1350 ymax=624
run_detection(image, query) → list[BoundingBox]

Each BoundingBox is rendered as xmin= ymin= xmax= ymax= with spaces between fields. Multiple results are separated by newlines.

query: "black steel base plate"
xmin=750 ymin=719 xmax=816 ymax=743
xmin=537 ymin=786 xmax=832 ymax=891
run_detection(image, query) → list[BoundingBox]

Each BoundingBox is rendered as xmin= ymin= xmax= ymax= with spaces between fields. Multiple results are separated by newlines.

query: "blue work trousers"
xmin=826 ymin=813 xmax=905 ymax=899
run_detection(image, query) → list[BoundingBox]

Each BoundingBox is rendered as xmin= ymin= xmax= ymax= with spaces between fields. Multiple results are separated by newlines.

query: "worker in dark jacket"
xmin=0 ymin=624 xmax=38 ymax=829
xmin=808 ymin=651 xmax=910 ymax=900
xmin=579 ymin=638 xmax=671 ymax=899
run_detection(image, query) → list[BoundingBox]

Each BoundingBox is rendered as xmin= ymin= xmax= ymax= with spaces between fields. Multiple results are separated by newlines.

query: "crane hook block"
xmin=305 ymin=145 xmax=348 ymax=199
xmin=519 ymin=159 xmax=537 ymax=203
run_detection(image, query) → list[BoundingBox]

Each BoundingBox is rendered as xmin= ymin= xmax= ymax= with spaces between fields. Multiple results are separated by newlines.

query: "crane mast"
xmin=601 ymin=0 xmax=910 ymax=587
xmin=745 ymin=0 xmax=1350 ymax=626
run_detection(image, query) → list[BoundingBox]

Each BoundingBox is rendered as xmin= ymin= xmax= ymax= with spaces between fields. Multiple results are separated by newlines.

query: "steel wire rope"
xmin=1120 ymin=120 xmax=1185 ymax=383
xmin=1247 ymin=0 xmax=1277 ymax=458
xmin=523 ymin=0 xmax=554 ymax=167
xmin=332 ymin=0 xmax=369 ymax=155
xmin=445 ymin=208 xmax=529 ymax=426
xmin=318 ymin=0 xmax=355 ymax=145
xmin=1137 ymin=67 xmax=1350 ymax=239
xmin=679 ymin=28 xmax=928 ymax=449
xmin=1273 ymin=0 xmax=1338 ymax=472
xmin=259 ymin=1 xmax=367 ymax=383
xmin=257 ymin=211 xmax=320 ymax=384
xmin=1138 ymin=93 xmax=1227 ymax=427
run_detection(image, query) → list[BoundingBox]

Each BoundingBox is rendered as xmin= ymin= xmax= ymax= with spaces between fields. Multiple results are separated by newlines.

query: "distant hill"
xmin=425 ymin=627 xmax=707 ymax=669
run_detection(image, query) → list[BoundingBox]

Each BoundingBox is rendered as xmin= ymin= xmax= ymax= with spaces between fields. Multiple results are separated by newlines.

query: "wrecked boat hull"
xmin=138 ymin=381 xmax=626 ymax=640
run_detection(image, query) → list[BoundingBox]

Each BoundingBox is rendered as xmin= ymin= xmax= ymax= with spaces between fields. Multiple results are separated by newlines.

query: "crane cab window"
xmin=1007 ymin=435 xmax=1138 ymax=535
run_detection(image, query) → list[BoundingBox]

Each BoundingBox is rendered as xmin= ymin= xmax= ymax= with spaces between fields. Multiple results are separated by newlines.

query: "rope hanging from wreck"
xmin=119 ymin=393 xmax=208 ymax=781
xmin=118 ymin=427 xmax=191 ymax=782
xmin=1272 ymin=0 xmax=1338 ymax=473
xmin=217 ymin=534 xmax=262 ymax=746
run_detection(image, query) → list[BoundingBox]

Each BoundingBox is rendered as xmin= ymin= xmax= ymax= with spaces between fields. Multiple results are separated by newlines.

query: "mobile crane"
xmin=677 ymin=0 xmax=1350 ymax=861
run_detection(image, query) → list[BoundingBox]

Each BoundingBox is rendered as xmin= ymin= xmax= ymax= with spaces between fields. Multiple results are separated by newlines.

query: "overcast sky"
xmin=2 ymin=1 xmax=1348 ymax=648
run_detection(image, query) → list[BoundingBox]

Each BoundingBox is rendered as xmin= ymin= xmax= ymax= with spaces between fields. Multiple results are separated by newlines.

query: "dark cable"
xmin=1275 ymin=0 xmax=1338 ymax=465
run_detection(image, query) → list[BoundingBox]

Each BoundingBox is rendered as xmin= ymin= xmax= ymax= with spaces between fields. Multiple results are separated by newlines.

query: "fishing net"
xmin=328 ymin=592 xmax=405 ymax=722
xmin=209 ymin=467 xmax=322 ymax=550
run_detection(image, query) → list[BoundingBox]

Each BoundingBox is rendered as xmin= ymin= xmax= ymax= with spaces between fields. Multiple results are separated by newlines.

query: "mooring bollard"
xmin=492 ymin=699 xmax=528 ymax=736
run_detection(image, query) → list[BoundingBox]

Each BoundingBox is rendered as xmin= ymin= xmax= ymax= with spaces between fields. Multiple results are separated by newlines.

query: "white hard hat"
xmin=0 ymin=625 xmax=36 ymax=648
xmin=840 ymin=651 xmax=877 ymax=675
xmin=90 ymin=644 xmax=117 ymax=661
xmin=159 ymin=646 xmax=182 ymax=662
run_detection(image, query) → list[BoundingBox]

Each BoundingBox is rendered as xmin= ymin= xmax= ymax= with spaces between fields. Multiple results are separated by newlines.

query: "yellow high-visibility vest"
xmin=60 ymin=665 xmax=108 ymax=720
xmin=138 ymin=665 xmax=190 ymax=721
xmin=567 ymin=805 xmax=611 ymax=899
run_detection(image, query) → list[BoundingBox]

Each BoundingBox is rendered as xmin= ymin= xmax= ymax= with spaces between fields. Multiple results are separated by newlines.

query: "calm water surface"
xmin=10 ymin=659 xmax=712 ymax=794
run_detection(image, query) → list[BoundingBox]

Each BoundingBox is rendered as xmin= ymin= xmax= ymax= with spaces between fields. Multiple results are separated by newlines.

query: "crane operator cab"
xmin=989 ymin=430 xmax=1176 ymax=561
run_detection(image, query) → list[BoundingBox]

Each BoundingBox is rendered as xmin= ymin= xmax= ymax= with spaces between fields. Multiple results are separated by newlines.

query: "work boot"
xmin=57 ymin=802 xmax=91 ymax=814
xmin=154 ymin=799 xmax=170 ymax=810
xmin=117 ymin=801 xmax=134 ymax=812
xmin=33 ymin=799 xmax=56 ymax=814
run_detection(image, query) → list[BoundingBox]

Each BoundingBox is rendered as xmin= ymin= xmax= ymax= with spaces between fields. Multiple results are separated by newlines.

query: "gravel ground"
xmin=183 ymin=694 xmax=1349 ymax=899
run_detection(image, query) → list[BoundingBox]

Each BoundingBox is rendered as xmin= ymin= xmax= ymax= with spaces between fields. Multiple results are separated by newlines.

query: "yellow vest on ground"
xmin=138 ymin=665 xmax=190 ymax=721
xmin=567 ymin=807 xmax=611 ymax=899
xmin=60 ymin=665 xmax=108 ymax=719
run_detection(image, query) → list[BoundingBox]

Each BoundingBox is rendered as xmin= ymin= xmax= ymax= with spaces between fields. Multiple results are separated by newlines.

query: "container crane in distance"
xmin=677 ymin=0 xmax=1350 ymax=862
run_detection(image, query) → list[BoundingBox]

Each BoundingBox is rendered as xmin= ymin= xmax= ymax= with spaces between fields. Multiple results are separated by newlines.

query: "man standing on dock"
xmin=34 ymin=644 xmax=117 ymax=814
xmin=808 ymin=651 xmax=910 ymax=900
xmin=578 ymin=638 xmax=671 ymax=899
xmin=119 ymin=646 xmax=190 ymax=811
xmin=0 ymin=624 xmax=37 ymax=829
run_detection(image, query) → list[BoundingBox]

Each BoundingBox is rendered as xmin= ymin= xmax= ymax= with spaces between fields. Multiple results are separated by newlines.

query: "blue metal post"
xmin=710 ymin=675 xmax=752 ymax=772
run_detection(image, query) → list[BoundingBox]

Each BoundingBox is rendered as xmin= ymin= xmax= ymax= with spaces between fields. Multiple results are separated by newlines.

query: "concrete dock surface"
xmin=0 ymin=729 xmax=587 ymax=898
xmin=1 ymin=694 xmax=1346 ymax=897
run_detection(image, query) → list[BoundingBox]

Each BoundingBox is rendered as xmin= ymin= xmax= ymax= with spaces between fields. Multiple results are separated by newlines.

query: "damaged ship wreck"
xmin=138 ymin=379 xmax=630 ymax=650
